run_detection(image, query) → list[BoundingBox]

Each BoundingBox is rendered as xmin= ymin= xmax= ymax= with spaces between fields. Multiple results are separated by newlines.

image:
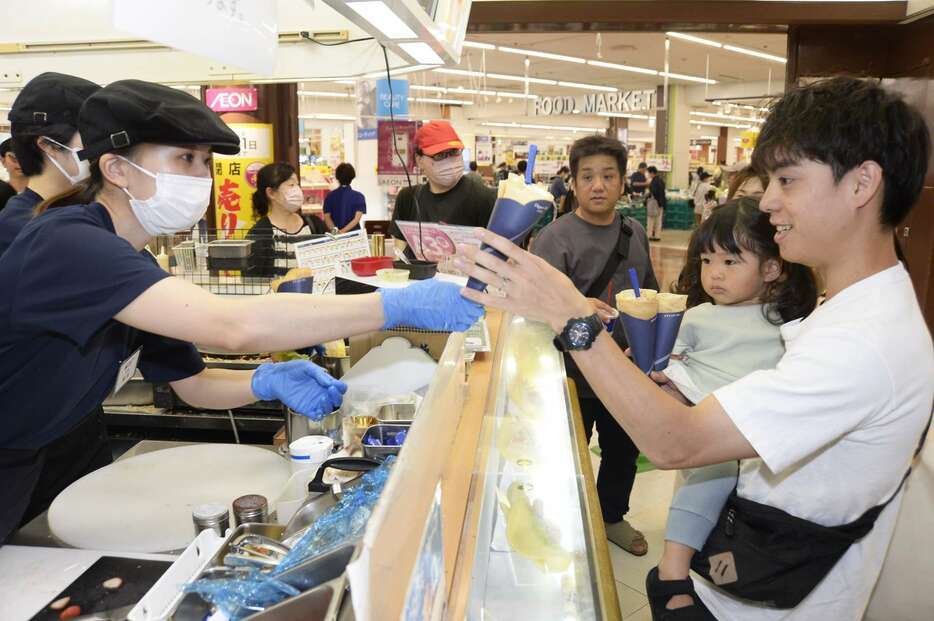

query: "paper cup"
xmin=604 ymin=309 xmax=620 ymax=333
xmin=276 ymin=276 xmax=314 ymax=294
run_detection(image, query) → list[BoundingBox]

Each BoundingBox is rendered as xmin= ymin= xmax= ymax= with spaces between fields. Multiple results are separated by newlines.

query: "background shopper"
xmin=389 ymin=120 xmax=495 ymax=256
xmin=646 ymin=165 xmax=667 ymax=240
xmin=247 ymin=162 xmax=326 ymax=277
xmin=0 ymin=72 xmax=99 ymax=256
xmin=532 ymin=135 xmax=658 ymax=557
xmin=323 ymin=162 xmax=366 ymax=233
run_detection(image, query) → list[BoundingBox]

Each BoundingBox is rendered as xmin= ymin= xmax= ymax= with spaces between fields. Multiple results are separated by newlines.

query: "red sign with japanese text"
xmin=213 ymin=123 xmax=274 ymax=238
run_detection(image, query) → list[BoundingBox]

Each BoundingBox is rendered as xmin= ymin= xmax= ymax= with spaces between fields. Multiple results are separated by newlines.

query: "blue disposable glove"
xmin=379 ymin=279 xmax=484 ymax=332
xmin=251 ymin=360 xmax=347 ymax=421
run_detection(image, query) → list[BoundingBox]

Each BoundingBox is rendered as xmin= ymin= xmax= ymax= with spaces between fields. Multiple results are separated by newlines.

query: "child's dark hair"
xmin=674 ymin=197 xmax=817 ymax=324
xmin=252 ymin=162 xmax=296 ymax=217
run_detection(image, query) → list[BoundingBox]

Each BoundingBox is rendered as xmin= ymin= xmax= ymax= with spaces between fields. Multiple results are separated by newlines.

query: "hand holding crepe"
xmin=466 ymin=174 xmax=554 ymax=291
xmin=616 ymin=289 xmax=658 ymax=373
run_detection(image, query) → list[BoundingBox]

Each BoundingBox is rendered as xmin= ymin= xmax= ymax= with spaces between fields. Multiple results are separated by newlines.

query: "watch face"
xmin=567 ymin=321 xmax=594 ymax=348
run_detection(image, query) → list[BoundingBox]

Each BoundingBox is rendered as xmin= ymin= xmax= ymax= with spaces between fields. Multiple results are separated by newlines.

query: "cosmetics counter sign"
xmin=213 ymin=123 xmax=274 ymax=238
xmin=377 ymin=120 xmax=419 ymax=187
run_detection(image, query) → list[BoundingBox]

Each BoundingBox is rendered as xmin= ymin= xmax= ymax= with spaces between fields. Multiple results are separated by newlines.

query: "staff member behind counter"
xmin=389 ymin=121 xmax=496 ymax=256
xmin=0 ymin=72 xmax=100 ymax=255
xmin=458 ymin=77 xmax=933 ymax=620
xmin=0 ymin=80 xmax=483 ymax=544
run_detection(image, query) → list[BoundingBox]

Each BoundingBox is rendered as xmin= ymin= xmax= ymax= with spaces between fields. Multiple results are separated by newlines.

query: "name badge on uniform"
xmin=114 ymin=347 xmax=142 ymax=395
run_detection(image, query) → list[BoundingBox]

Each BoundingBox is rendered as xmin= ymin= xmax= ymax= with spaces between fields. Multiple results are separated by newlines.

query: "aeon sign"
xmin=206 ymin=87 xmax=259 ymax=113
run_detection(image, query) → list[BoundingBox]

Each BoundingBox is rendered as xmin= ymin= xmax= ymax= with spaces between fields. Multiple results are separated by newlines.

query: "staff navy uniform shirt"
xmin=0 ymin=202 xmax=205 ymax=449
xmin=0 ymin=187 xmax=43 ymax=257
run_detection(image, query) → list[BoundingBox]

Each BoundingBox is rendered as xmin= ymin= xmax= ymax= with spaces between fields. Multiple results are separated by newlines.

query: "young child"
xmin=647 ymin=197 xmax=818 ymax=620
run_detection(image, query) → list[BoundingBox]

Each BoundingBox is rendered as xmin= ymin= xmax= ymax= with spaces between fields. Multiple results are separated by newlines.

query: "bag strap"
xmin=845 ymin=407 xmax=933 ymax=534
xmin=584 ymin=216 xmax=633 ymax=300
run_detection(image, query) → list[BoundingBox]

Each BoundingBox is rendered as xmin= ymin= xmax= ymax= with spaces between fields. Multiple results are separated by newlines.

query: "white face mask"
xmin=42 ymin=136 xmax=90 ymax=185
xmin=427 ymin=156 xmax=464 ymax=188
xmin=283 ymin=186 xmax=304 ymax=213
xmin=118 ymin=156 xmax=214 ymax=236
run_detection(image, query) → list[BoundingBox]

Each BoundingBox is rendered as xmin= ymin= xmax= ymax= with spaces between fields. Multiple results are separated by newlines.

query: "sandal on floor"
xmin=605 ymin=519 xmax=648 ymax=556
xmin=645 ymin=566 xmax=716 ymax=621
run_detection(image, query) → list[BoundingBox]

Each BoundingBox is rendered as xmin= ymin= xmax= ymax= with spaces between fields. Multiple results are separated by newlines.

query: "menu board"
xmin=395 ymin=221 xmax=482 ymax=262
xmin=293 ymin=229 xmax=371 ymax=294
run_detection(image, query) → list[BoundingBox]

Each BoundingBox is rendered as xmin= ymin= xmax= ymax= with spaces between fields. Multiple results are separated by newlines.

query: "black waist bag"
xmin=691 ymin=411 xmax=931 ymax=609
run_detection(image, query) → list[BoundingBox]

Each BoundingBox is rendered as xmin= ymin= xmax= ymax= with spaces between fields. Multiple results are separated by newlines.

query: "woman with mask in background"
xmin=247 ymin=162 xmax=326 ymax=277
xmin=389 ymin=120 xmax=496 ymax=257
xmin=0 ymin=80 xmax=483 ymax=543
xmin=0 ymin=72 xmax=100 ymax=256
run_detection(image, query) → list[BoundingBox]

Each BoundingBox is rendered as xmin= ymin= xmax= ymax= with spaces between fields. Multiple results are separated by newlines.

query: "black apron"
xmin=0 ymin=406 xmax=112 ymax=544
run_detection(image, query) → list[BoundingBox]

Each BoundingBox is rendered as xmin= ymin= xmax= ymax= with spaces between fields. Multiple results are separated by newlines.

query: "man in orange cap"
xmin=390 ymin=120 xmax=496 ymax=256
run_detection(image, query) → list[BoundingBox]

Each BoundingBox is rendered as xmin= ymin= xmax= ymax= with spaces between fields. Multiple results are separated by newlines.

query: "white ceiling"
xmin=417 ymin=31 xmax=787 ymax=96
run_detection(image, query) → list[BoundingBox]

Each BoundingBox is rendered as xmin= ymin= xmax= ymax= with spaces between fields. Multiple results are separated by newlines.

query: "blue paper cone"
xmin=276 ymin=276 xmax=315 ymax=294
xmin=653 ymin=311 xmax=685 ymax=371
xmin=467 ymin=197 xmax=553 ymax=291
xmin=620 ymin=313 xmax=657 ymax=374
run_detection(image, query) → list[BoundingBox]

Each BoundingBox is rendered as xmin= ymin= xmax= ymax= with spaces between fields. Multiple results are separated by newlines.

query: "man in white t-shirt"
xmin=456 ymin=77 xmax=933 ymax=620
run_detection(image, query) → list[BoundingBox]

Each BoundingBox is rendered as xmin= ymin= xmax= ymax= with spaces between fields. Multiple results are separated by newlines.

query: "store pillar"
xmin=667 ymin=84 xmax=692 ymax=190
xmin=606 ymin=116 xmax=628 ymax=143
xmin=716 ymin=126 xmax=729 ymax=165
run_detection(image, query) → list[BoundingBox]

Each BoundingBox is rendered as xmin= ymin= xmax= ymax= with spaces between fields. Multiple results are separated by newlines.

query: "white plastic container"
xmin=288 ymin=435 xmax=334 ymax=475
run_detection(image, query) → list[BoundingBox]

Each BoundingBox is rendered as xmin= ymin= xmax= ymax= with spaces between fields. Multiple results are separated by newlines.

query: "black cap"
xmin=9 ymin=72 xmax=100 ymax=137
xmin=77 ymin=80 xmax=241 ymax=161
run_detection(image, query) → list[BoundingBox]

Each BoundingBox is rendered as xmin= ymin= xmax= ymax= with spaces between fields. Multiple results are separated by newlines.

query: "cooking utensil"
xmin=282 ymin=457 xmax=381 ymax=545
xmin=208 ymin=239 xmax=254 ymax=258
xmin=377 ymin=402 xmax=416 ymax=423
xmin=375 ymin=268 xmax=410 ymax=283
xmin=350 ymin=256 xmax=393 ymax=276
xmin=361 ymin=423 xmax=411 ymax=461
xmin=392 ymin=259 xmax=437 ymax=280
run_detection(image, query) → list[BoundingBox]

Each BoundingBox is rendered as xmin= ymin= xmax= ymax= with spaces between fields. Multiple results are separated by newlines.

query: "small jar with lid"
xmin=192 ymin=502 xmax=230 ymax=537
xmin=232 ymin=494 xmax=269 ymax=526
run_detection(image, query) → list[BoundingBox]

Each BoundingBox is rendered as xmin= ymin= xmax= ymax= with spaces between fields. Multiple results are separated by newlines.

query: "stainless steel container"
xmin=192 ymin=502 xmax=230 ymax=537
xmin=377 ymin=402 xmax=416 ymax=423
xmin=233 ymin=494 xmax=269 ymax=526
xmin=288 ymin=408 xmax=342 ymax=447
xmin=208 ymin=239 xmax=254 ymax=258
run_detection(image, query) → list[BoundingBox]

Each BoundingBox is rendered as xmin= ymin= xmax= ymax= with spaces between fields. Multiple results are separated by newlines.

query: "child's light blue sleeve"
xmin=672 ymin=307 xmax=697 ymax=355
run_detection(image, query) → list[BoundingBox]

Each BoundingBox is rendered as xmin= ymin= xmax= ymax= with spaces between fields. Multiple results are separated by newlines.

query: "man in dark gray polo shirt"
xmin=532 ymin=135 xmax=658 ymax=556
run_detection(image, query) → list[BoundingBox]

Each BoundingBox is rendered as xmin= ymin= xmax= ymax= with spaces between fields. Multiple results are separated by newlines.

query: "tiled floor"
xmin=605 ymin=228 xmax=690 ymax=620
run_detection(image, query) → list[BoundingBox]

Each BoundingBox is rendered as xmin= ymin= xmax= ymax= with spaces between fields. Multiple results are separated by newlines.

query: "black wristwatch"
xmin=554 ymin=314 xmax=604 ymax=352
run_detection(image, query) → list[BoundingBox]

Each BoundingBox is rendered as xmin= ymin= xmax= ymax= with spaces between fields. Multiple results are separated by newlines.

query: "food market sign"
xmin=533 ymin=89 xmax=656 ymax=116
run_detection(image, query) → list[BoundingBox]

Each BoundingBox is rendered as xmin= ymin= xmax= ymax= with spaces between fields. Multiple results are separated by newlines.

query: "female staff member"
xmin=246 ymin=162 xmax=326 ymax=277
xmin=0 ymin=72 xmax=100 ymax=256
xmin=0 ymin=79 xmax=482 ymax=543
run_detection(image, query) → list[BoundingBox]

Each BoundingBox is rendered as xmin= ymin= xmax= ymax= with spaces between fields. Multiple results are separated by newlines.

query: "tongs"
xmin=223 ymin=534 xmax=291 ymax=570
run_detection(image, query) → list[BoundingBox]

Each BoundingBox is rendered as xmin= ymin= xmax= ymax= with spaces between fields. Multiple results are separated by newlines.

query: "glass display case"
xmin=464 ymin=315 xmax=617 ymax=620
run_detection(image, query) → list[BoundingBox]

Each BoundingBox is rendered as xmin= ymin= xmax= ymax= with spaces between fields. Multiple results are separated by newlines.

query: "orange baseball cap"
xmin=415 ymin=120 xmax=464 ymax=156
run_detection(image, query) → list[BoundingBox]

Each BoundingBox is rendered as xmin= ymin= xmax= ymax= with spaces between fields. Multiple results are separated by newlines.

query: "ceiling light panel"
xmin=693 ymin=120 xmax=754 ymax=129
xmin=558 ymin=81 xmax=618 ymax=93
xmin=346 ymin=1 xmax=417 ymax=40
xmin=399 ymin=42 xmax=444 ymax=65
xmin=498 ymin=46 xmax=587 ymax=64
xmin=463 ymin=41 xmax=496 ymax=50
xmin=587 ymin=60 xmax=659 ymax=76
xmin=487 ymin=73 xmax=558 ymax=85
xmin=665 ymin=32 xmax=723 ymax=49
xmin=722 ymin=44 xmax=787 ymax=64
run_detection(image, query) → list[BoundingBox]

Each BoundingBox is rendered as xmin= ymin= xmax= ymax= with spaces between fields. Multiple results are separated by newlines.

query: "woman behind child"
xmin=646 ymin=197 xmax=818 ymax=620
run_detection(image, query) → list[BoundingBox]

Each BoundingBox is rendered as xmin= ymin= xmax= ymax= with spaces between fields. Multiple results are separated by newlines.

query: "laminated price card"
xmin=293 ymin=229 xmax=371 ymax=294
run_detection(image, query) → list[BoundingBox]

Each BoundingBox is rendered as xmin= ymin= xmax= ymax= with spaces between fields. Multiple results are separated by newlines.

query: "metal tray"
xmin=208 ymin=239 xmax=254 ymax=258
xmin=361 ymin=422 xmax=411 ymax=460
xmin=171 ymin=524 xmax=356 ymax=621
xmin=376 ymin=402 xmax=416 ymax=423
